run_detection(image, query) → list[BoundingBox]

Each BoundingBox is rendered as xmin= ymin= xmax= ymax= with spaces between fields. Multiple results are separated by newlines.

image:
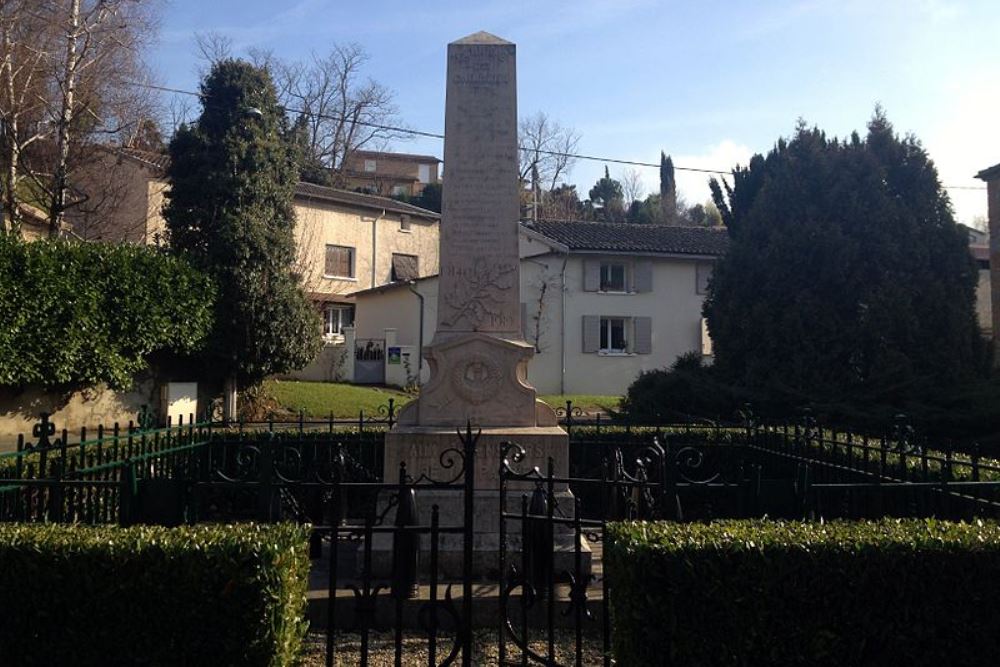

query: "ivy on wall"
xmin=0 ymin=237 xmax=215 ymax=388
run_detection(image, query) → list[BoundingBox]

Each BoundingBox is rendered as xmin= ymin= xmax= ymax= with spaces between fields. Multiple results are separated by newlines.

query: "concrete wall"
xmin=284 ymin=342 xmax=350 ymax=383
xmin=354 ymin=246 xmax=713 ymax=396
xmin=0 ymin=379 xmax=158 ymax=451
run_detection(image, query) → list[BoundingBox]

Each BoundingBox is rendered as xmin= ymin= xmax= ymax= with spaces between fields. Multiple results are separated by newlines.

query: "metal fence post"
xmin=119 ymin=460 xmax=136 ymax=527
xmin=257 ymin=432 xmax=279 ymax=522
xmin=391 ymin=462 xmax=419 ymax=599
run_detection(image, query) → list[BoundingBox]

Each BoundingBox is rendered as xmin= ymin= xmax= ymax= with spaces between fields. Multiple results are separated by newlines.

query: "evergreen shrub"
xmin=606 ymin=518 xmax=1000 ymax=666
xmin=0 ymin=522 xmax=309 ymax=665
xmin=0 ymin=237 xmax=215 ymax=388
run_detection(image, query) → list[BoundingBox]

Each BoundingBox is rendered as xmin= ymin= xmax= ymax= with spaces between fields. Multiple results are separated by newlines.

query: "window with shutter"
xmin=600 ymin=317 xmax=628 ymax=352
xmin=582 ymin=315 xmax=601 ymax=352
xmin=391 ymin=253 xmax=419 ymax=281
xmin=696 ymin=262 xmax=714 ymax=295
xmin=634 ymin=317 xmax=652 ymax=354
xmin=325 ymin=245 xmax=355 ymax=278
xmin=600 ymin=262 xmax=628 ymax=292
xmin=583 ymin=260 xmax=601 ymax=292
xmin=633 ymin=261 xmax=653 ymax=293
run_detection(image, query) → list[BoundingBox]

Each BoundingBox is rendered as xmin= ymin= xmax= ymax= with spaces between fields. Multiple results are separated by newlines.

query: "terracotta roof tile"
xmin=525 ymin=220 xmax=729 ymax=256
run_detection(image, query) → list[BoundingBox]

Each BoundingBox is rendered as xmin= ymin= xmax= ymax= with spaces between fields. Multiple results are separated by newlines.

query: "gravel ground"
xmin=299 ymin=630 xmax=607 ymax=666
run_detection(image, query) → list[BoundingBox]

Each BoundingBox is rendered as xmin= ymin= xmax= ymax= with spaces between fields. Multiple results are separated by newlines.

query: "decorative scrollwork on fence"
xmin=674 ymin=445 xmax=722 ymax=485
xmin=416 ymin=585 xmax=463 ymax=666
xmin=214 ymin=444 xmax=262 ymax=483
xmin=499 ymin=440 xmax=545 ymax=482
xmin=407 ymin=443 xmax=469 ymax=487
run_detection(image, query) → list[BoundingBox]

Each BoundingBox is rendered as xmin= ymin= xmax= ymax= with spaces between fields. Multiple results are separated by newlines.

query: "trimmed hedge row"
xmin=0 ymin=236 xmax=215 ymax=388
xmin=0 ymin=522 xmax=309 ymax=666
xmin=607 ymin=519 xmax=1000 ymax=666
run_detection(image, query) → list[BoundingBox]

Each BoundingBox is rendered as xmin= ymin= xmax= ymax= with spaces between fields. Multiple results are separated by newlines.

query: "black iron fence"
xmin=5 ymin=406 xmax=1000 ymax=665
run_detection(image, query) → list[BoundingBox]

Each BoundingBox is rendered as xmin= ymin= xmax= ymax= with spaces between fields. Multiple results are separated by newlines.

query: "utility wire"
xmin=132 ymin=80 xmax=988 ymax=189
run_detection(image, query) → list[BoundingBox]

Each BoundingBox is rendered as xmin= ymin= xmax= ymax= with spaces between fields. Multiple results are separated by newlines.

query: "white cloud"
xmin=633 ymin=140 xmax=755 ymax=208
xmin=920 ymin=67 xmax=998 ymax=225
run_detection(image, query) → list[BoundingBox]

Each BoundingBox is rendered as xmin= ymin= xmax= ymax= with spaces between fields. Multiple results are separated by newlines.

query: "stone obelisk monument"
xmin=384 ymin=31 xmax=580 ymax=575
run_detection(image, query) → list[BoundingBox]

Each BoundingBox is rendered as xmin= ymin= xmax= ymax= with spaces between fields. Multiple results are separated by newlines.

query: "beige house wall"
xmin=67 ymin=152 xmax=160 ymax=243
xmin=293 ymin=199 xmax=439 ymax=296
xmin=354 ymin=237 xmax=713 ymax=396
xmin=557 ymin=255 xmax=707 ymax=395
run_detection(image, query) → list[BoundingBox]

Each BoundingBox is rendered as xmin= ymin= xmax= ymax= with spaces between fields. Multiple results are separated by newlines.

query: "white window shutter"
xmin=634 ymin=317 xmax=652 ymax=354
xmin=583 ymin=260 xmax=600 ymax=292
xmin=582 ymin=315 xmax=601 ymax=353
xmin=633 ymin=260 xmax=653 ymax=293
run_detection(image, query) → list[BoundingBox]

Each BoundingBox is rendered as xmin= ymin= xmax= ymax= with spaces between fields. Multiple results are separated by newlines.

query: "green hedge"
xmin=0 ymin=522 xmax=309 ymax=666
xmin=0 ymin=237 xmax=215 ymax=388
xmin=607 ymin=519 xmax=1000 ymax=666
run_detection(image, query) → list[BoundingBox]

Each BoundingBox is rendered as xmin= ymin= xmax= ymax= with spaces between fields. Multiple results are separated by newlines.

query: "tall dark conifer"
xmin=164 ymin=59 xmax=320 ymax=387
xmin=705 ymin=111 xmax=985 ymax=417
xmin=660 ymin=152 xmax=678 ymax=225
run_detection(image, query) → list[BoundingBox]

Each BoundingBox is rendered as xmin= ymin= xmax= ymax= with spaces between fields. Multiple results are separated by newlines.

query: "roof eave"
xmin=567 ymin=248 xmax=726 ymax=260
xmin=518 ymin=225 xmax=570 ymax=253
xmin=976 ymin=162 xmax=1000 ymax=181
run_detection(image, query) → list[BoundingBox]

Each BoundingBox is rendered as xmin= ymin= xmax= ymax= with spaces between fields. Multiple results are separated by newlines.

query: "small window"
xmin=391 ymin=253 xmax=419 ymax=282
xmin=391 ymin=184 xmax=409 ymax=197
xmin=325 ymin=245 xmax=355 ymax=278
xmin=400 ymin=214 xmax=411 ymax=232
xmin=418 ymin=163 xmax=432 ymax=182
xmin=364 ymin=159 xmax=377 ymax=173
xmin=600 ymin=262 xmax=628 ymax=292
xmin=600 ymin=317 xmax=628 ymax=353
xmin=696 ymin=262 xmax=714 ymax=295
xmin=324 ymin=305 xmax=354 ymax=337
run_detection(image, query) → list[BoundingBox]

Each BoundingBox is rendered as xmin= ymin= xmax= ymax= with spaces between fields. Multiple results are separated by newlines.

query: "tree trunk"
xmin=223 ymin=375 xmax=238 ymax=425
xmin=49 ymin=0 xmax=80 ymax=238
xmin=1 ymin=26 xmax=16 ymax=236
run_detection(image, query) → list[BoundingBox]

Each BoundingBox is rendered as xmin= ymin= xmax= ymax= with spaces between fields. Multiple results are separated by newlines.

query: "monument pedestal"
xmin=371 ymin=426 xmax=591 ymax=579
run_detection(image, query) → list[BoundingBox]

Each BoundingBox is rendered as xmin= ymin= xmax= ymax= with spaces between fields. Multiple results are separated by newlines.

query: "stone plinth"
xmin=372 ymin=425 xmax=589 ymax=578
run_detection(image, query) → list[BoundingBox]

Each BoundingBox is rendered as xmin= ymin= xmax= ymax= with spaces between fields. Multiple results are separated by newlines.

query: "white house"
xmin=350 ymin=220 xmax=729 ymax=395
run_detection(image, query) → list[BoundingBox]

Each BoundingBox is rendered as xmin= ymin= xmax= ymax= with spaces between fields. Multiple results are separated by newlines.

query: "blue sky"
xmin=151 ymin=0 xmax=999 ymax=225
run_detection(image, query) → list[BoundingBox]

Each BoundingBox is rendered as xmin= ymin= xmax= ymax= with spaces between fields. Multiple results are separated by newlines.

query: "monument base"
xmin=371 ymin=426 xmax=589 ymax=579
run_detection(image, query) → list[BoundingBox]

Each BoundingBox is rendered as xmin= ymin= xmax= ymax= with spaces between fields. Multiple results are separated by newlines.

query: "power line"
xmin=131 ymin=81 xmax=729 ymax=174
xmin=132 ymin=80 xmax=990 ymax=189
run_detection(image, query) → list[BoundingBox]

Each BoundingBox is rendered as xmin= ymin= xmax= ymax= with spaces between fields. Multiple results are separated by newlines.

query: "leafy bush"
xmin=621 ymin=352 xmax=741 ymax=422
xmin=607 ymin=518 xmax=1000 ymax=666
xmin=0 ymin=236 xmax=215 ymax=388
xmin=0 ymin=522 xmax=309 ymax=666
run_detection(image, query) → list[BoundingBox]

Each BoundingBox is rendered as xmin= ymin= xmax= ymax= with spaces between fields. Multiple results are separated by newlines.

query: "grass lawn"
xmin=266 ymin=381 xmax=622 ymax=419
xmin=539 ymin=394 xmax=621 ymax=414
xmin=265 ymin=380 xmax=412 ymax=419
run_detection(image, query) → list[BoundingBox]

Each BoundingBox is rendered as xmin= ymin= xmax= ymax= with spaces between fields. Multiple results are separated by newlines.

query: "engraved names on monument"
xmin=437 ymin=32 xmax=521 ymax=336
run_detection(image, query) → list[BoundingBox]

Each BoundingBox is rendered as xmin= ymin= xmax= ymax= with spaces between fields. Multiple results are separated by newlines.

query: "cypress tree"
xmin=164 ymin=59 xmax=321 ymax=388
xmin=660 ymin=152 xmax=678 ymax=225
